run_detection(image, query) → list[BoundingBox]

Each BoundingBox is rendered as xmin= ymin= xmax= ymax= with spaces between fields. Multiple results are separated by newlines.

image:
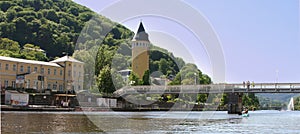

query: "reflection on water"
xmin=1 ymin=112 xmax=102 ymax=133
xmin=1 ymin=111 xmax=300 ymax=133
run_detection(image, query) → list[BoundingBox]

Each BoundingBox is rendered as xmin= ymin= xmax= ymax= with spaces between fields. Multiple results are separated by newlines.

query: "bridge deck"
xmin=113 ymin=83 xmax=300 ymax=97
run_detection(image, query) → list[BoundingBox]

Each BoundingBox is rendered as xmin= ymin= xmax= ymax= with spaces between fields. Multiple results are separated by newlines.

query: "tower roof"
xmin=133 ymin=22 xmax=149 ymax=42
xmin=137 ymin=22 xmax=146 ymax=33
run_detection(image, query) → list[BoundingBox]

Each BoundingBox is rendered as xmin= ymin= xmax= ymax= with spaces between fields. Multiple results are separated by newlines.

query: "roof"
xmin=117 ymin=69 xmax=132 ymax=73
xmin=0 ymin=56 xmax=61 ymax=67
xmin=132 ymin=22 xmax=149 ymax=42
xmin=50 ymin=55 xmax=83 ymax=64
xmin=137 ymin=22 xmax=146 ymax=33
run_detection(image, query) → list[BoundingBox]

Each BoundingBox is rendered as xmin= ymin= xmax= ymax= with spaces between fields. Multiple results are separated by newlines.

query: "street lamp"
xmin=275 ymin=70 xmax=279 ymax=83
xmin=194 ymin=72 xmax=197 ymax=85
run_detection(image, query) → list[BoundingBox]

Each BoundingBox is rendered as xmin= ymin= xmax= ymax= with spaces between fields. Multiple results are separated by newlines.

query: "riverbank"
xmin=1 ymin=104 xmax=227 ymax=112
xmin=1 ymin=105 xmax=75 ymax=111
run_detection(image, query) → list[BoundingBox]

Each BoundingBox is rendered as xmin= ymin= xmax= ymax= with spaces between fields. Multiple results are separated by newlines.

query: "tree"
xmin=142 ymin=70 xmax=150 ymax=85
xmin=129 ymin=72 xmax=142 ymax=86
xmin=197 ymin=94 xmax=208 ymax=104
xmin=0 ymin=38 xmax=20 ymax=52
xmin=159 ymin=58 xmax=168 ymax=75
xmin=96 ymin=65 xmax=114 ymax=95
xmin=95 ymin=45 xmax=116 ymax=76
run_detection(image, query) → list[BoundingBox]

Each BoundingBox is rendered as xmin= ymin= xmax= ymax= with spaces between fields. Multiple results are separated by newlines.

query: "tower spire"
xmin=137 ymin=21 xmax=146 ymax=33
xmin=133 ymin=21 xmax=149 ymax=41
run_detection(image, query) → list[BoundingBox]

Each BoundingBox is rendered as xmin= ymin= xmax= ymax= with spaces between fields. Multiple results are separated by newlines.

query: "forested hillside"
xmin=0 ymin=0 xmax=133 ymax=58
xmin=0 ymin=0 xmax=212 ymax=95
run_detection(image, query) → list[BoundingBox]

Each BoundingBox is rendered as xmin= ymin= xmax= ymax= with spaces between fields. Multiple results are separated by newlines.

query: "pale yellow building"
xmin=0 ymin=56 xmax=84 ymax=92
xmin=132 ymin=22 xmax=150 ymax=78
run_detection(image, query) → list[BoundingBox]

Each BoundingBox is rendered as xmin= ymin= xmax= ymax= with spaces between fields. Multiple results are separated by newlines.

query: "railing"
xmin=113 ymin=83 xmax=300 ymax=96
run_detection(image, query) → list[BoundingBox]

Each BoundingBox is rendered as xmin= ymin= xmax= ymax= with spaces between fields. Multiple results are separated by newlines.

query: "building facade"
xmin=132 ymin=22 xmax=150 ymax=78
xmin=0 ymin=56 xmax=84 ymax=92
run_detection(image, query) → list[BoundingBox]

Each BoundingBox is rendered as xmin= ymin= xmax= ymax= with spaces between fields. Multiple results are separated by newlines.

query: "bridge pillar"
xmin=227 ymin=93 xmax=243 ymax=114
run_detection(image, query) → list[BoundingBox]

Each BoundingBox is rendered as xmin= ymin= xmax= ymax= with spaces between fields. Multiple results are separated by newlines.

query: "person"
xmin=242 ymin=107 xmax=248 ymax=114
xmin=247 ymin=81 xmax=250 ymax=89
xmin=61 ymin=100 xmax=64 ymax=107
xmin=251 ymin=81 xmax=255 ymax=87
xmin=243 ymin=81 xmax=246 ymax=88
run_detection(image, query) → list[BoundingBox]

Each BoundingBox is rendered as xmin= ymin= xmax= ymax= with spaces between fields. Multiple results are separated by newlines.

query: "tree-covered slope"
xmin=0 ymin=0 xmax=212 ymax=94
xmin=0 ymin=0 xmax=133 ymax=58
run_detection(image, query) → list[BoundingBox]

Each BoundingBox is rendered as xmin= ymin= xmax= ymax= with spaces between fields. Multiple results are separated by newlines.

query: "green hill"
xmin=0 ymin=0 xmax=212 ymax=94
xmin=0 ymin=0 xmax=133 ymax=58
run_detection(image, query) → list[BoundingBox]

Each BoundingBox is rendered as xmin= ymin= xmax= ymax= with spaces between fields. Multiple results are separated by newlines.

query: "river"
xmin=1 ymin=110 xmax=300 ymax=133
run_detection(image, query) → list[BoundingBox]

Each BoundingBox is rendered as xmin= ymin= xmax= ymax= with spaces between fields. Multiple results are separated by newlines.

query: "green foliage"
xmin=142 ymin=70 xmax=150 ymax=85
xmin=149 ymin=49 xmax=181 ymax=77
xmin=129 ymin=72 xmax=142 ymax=86
xmin=0 ymin=0 xmax=134 ymax=59
xmin=0 ymin=38 xmax=48 ymax=61
xmin=295 ymin=97 xmax=300 ymax=110
xmin=0 ymin=38 xmax=20 ymax=52
xmin=220 ymin=94 xmax=228 ymax=106
xmin=242 ymin=93 xmax=260 ymax=109
xmin=170 ymin=63 xmax=212 ymax=85
xmin=95 ymin=65 xmax=124 ymax=95
xmin=197 ymin=94 xmax=208 ymax=104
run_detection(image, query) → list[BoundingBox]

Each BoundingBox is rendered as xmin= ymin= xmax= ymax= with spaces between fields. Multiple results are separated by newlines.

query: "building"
xmin=131 ymin=22 xmax=150 ymax=78
xmin=0 ymin=56 xmax=84 ymax=92
xmin=117 ymin=69 xmax=131 ymax=84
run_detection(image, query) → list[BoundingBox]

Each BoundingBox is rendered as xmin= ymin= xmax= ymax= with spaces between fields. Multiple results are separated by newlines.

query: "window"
xmin=26 ymin=80 xmax=30 ymax=88
xmin=54 ymin=69 xmax=57 ymax=75
xmin=73 ymin=71 xmax=76 ymax=77
xmin=20 ymin=65 xmax=24 ymax=72
xmin=12 ymin=81 xmax=16 ymax=88
xmin=34 ymin=80 xmax=38 ymax=89
xmin=27 ymin=66 xmax=31 ymax=73
xmin=78 ymin=85 xmax=81 ymax=90
xmin=78 ymin=72 xmax=81 ymax=77
xmin=60 ymin=70 xmax=63 ymax=76
xmin=59 ymin=85 xmax=63 ymax=91
xmin=34 ymin=67 xmax=37 ymax=72
xmin=48 ymin=68 xmax=51 ymax=75
xmin=41 ymin=68 xmax=44 ymax=74
xmin=4 ymin=80 xmax=8 ymax=88
xmin=5 ymin=64 xmax=9 ymax=70
xmin=47 ymin=84 xmax=51 ymax=89
xmin=13 ymin=64 xmax=16 ymax=71
xmin=53 ymin=84 xmax=57 ymax=90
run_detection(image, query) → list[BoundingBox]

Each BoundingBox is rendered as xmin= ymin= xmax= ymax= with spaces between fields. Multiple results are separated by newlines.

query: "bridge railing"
xmin=113 ymin=83 xmax=300 ymax=96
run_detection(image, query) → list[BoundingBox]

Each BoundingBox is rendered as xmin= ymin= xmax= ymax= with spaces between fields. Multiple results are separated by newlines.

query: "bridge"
xmin=113 ymin=83 xmax=300 ymax=96
xmin=113 ymin=83 xmax=300 ymax=114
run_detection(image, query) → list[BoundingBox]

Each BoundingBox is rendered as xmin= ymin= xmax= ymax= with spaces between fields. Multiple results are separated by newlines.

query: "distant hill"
xmin=257 ymin=93 xmax=300 ymax=103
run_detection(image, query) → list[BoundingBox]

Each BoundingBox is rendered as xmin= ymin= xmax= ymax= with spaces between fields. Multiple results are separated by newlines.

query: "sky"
xmin=73 ymin=0 xmax=300 ymax=83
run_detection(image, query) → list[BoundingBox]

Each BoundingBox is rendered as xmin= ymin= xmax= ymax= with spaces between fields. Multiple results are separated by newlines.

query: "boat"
xmin=287 ymin=97 xmax=294 ymax=111
xmin=242 ymin=113 xmax=249 ymax=117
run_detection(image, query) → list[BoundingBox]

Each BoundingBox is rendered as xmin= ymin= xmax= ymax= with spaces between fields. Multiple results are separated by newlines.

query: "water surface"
xmin=1 ymin=110 xmax=300 ymax=133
